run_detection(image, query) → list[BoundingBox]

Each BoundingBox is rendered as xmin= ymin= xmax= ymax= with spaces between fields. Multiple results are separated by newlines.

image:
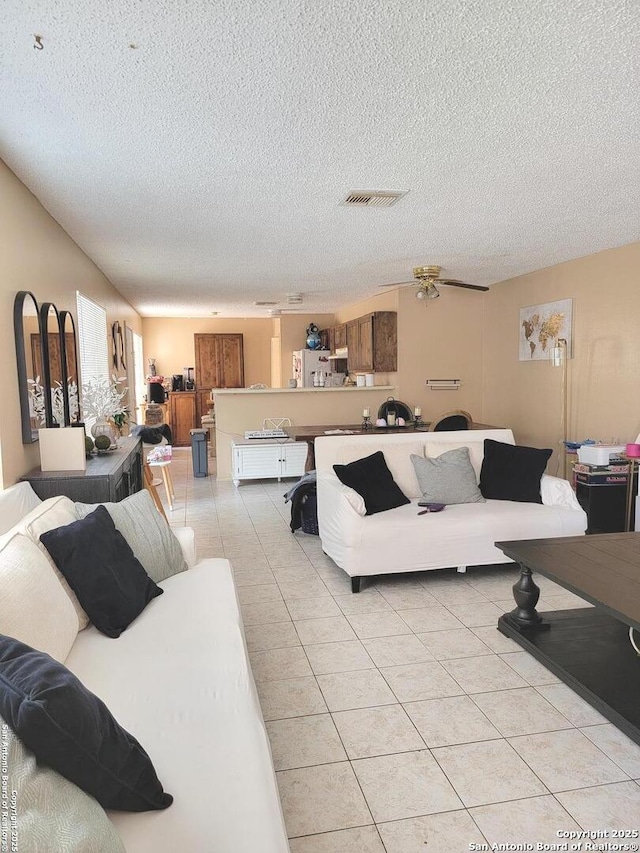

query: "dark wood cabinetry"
xmin=169 ymin=392 xmax=197 ymax=446
xmin=195 ymin=333 xmax=244 ymax=389
xmin=22 ymin=437 xmax=143 ymax=503
xmin=334 ymin=323 xmax=347 ymax=349
xmin=347 ymin=312 xmax=397 ymax=372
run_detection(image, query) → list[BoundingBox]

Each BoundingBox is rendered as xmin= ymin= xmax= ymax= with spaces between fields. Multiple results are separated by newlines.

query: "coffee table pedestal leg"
xmin=499 ymin=564 xmax=550 ymax=634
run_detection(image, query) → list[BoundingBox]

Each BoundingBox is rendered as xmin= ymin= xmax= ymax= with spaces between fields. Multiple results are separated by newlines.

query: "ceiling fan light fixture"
xmin=415 ymin=288 xmax=426 ymax=300
xmin=426 ymin=283 xmax=440 ymax=299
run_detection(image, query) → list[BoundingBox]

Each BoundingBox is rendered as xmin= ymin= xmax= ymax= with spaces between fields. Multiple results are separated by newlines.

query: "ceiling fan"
xmin=379 ymin=265 xmax=489 ymax=300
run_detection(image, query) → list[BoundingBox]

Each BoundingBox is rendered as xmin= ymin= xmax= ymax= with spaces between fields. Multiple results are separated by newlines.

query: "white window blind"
xmin=76 ymin=292 xmax=109 ymax=427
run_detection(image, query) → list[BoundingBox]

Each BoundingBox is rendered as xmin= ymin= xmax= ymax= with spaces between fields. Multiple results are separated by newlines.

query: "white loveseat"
xmin=316 ymin=428 xmax=587 ymax=591
xmin=0 ymin=482 xmax=289 ymax=853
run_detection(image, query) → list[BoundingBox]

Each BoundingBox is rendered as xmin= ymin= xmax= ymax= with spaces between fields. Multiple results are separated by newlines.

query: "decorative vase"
xmin=306 ymin=323 xmax=321 ymax=350
xmin=91 ymin=418 xmax=118 ymax=449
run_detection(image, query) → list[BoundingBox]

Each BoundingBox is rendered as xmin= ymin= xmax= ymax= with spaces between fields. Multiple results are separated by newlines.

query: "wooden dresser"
xmin=21 ymin=437 xmax=143 ymax=503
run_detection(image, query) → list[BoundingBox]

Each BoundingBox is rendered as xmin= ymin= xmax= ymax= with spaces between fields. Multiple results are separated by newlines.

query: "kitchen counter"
xmin=213 ymin=386 xmax=397 ymax=480
xmin=213 ymin=385 xmax=395 ymax=394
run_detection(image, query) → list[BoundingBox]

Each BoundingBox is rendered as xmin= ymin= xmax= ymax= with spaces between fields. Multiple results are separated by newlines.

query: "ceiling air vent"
xmin=286 ymin=293 xmax=303 ymax=304
xmin=340 ymin=189 xmax=408 ymax=208
xmin=253 ymin=301 xmax=278 ymax=306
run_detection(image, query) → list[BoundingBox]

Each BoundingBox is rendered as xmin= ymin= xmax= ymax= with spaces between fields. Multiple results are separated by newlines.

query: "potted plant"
xmin=81 ymin=375 xmax=129 ymax=448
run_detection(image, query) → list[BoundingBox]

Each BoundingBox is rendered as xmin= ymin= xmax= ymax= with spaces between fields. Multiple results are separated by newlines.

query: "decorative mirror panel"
xmin=59 ymin=310 xmax=80 ymax=426
xmin=13 ymin=291 xmax=42 ymax=444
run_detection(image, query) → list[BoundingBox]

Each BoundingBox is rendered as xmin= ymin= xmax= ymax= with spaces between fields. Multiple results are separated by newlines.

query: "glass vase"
xmin=91 ymin=418 xmax=118 ymax=449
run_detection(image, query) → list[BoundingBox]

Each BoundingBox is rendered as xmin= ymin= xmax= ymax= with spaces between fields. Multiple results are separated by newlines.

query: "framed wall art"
xmin=519 ymin=298 xmax=573 ymax=361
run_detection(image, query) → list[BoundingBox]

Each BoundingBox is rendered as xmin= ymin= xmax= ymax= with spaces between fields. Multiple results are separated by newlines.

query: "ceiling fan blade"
xmin=438 ymin=280 xmax=489 ymax=292
xmin=377 ymin=280 xmax=416 ymax=288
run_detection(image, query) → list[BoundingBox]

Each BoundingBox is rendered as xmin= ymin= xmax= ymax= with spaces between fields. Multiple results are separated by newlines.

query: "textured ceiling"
xmin=2 ymin=1 xmax=639 ymax=317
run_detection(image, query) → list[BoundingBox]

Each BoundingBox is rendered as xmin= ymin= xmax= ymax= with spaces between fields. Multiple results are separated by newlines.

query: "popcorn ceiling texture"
xmin=1 ymin=0 xmax=639 ymax=316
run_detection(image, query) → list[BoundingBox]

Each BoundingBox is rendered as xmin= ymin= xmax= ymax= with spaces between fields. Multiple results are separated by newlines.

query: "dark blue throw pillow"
xmin=0 ymin=634 xmax=173 ymax=811
xmin=333 ymin=450 xmax=410 ymax=515
xmin=40 ymin=505 xmax=162 ymax=638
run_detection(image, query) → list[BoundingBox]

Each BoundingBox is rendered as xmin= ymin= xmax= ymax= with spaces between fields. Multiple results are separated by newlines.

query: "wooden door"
xmin=216 ymin=334 xmax=244 ymax=387
xmin=195 ymin=334 xmax=220 ymax=388
xmin=358 ymin=315 xmax=373 ymax=371
xmin=195 ymin=333 xmax=244 ymax=390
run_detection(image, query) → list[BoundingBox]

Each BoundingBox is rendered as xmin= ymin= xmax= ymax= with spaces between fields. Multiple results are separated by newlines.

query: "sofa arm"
xmin=541 ymin=475 xmax=582 ymax=511
xmin=173 ymin=526 xmax=197 ymax=567
xmin=317 ymin=475 xmax=365 ymax=548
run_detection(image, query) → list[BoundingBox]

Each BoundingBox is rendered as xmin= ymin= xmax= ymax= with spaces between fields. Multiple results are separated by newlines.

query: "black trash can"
xmin=190 ymin=428 xmax=208 ymax=478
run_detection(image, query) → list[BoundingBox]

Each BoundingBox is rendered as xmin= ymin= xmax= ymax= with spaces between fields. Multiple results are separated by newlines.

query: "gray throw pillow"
xmin=75 ymin=490 xmax=187 ymax=583
xmin=410 ymin=448 xmax=486 ymax=505
xmin=1 ymin=714 xmax=125 ymax=853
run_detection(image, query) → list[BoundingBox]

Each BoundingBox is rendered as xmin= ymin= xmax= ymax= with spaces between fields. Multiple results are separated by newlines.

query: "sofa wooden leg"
xmin=456 ymin=566 xmax=467 ymax=573
xmin=351 ymin=576 xmax=362 ymax=593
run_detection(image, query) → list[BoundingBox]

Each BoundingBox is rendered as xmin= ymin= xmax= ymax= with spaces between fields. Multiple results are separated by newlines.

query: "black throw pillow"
xmin=40 ymin=506 xmax=163 ymax=638
xmin=480 ymin=439 xmax=552 ymax=503
xmin=333 ymin=451 xmax=410 ymax=515
xmin=0 ymin=634 xmax=173 ymax=811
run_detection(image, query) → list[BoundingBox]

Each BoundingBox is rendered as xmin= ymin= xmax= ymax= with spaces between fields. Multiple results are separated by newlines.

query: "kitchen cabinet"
xmin=319 ymin=327 xmax=334 ymax=352
xmin=22 ymin=437 xmax=143 ymax=503
xmin=232 ymin=440 xmax=307 ymax=486
xmin=195 ymin=334 xmax=244 ymax=389
xmin=334 ymin=323 xmax=347 ymax=349
xmin=347 ymin=311 xmax=397 ymax=372
xmin=169 ymin=391 xmax=197 ymax=446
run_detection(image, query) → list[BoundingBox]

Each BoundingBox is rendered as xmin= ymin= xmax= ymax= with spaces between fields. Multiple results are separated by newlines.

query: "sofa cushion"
xmin=18 ymin=496 xmax=90 ymax=630
xmin=480 ymin=439 xmax=552 ymax=503
xmin=333 ymin=451 xmax=410 ymax=515
xmin=340 ymin=441 xmax=424 ymax=498
xmin=40 ymin=507 xmax=163 ymax=639
xmin=410 ymin=447 xmax=485 ymax=505
xmin=64 ymin=560 xmax=290 ymax=853
xmin=0 ymin=713 xmax=126 ymax=852
xmin=0 ymin=482 xmax=42 ymax=536
xmin=76 ymin=490 xmax=188 ymax=583
xmin=0 ymin=533 xmax=78 ymax=663
xmin=0 ymin=635 xmax=172 ymax=812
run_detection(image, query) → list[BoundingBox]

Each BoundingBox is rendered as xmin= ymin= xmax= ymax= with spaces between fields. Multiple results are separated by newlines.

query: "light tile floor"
xmin=167 ymin=450 xmax=640 ymax=851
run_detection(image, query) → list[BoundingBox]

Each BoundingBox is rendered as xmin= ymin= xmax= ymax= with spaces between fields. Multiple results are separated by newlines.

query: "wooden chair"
xmin=143 ymin=463 xmax=167 ymax=520
xmin=428 ymin=410 xmax=473 ymax=432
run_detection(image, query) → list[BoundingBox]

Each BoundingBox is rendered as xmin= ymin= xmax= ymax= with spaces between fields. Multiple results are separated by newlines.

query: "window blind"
xmin=76 ymin=292 xmax=109 ymax=429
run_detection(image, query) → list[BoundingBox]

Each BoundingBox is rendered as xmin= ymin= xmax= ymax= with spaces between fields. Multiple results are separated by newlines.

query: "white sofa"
xmin=0 ymin=482 xmax=290 ymax=853
xmin=316 ymin=428 xmax=587 ymax=591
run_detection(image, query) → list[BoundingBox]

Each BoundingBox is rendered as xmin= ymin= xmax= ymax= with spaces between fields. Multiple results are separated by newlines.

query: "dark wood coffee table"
xmin=496 ymin=532 xmax=640 ymax=745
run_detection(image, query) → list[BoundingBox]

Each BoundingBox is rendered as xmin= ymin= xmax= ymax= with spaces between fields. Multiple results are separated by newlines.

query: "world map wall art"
xmin=519 ymin=298 xmax=573 ymax=361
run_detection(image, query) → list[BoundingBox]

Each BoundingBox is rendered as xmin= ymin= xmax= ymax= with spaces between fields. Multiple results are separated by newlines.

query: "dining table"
xmin=285 ymin=422 xmax=502 ymax=472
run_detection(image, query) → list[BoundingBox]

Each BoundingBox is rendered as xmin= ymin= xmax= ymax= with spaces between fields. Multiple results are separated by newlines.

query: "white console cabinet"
xmin=232 ymin=440 xmax=307 ymax=486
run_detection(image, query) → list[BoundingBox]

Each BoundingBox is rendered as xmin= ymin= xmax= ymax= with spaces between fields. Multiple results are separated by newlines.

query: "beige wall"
xmin=0 ymin=161 xmax=141 ymax=487
xmin=396 ymin=285 xmax=484 ymax=421
xmin=140 ymin=317 xmax=274 ymax=387
xmin=481 ymin=242 xmax=640 ymax=468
